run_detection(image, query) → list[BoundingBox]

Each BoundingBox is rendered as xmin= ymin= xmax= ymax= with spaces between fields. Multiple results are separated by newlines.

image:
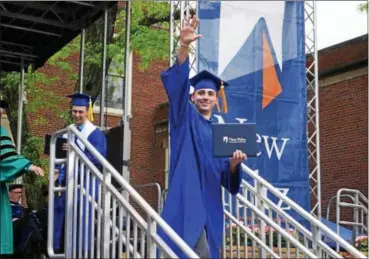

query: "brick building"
xmin=6 ymin=33 xmax=366 ymax=220
xmin=313 ymin=35 xmax=368 ymax=222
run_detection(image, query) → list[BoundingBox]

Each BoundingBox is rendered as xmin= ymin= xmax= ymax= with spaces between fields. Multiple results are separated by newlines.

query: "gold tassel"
xmin=219 ymin=81 xmax=228 ymax=113
xmin=87 ymin=96 xmax=94 ymax=122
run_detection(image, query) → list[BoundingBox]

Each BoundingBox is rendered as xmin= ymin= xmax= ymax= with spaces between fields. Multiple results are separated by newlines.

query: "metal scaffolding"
xmin=169 ymin=1 xmax=321 ymax=218
xmin=305 ymin=1 xmax=321 ymax=219
xmin=169 ymin=1 xmax=198 ymax=76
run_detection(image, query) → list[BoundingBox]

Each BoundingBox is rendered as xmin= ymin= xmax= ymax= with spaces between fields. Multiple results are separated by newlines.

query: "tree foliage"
xmin=0 ymin=1 xmax=172 ymax=209
xmin=358 ymin=2 xmax=368 ymax=13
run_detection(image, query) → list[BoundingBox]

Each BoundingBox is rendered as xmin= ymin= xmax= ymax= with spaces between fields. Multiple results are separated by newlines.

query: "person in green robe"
xmin=0 ymin=100 xmax=44 ymax=255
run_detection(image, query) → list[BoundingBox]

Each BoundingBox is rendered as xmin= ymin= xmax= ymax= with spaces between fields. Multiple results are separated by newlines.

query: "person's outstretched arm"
xmin=160 ymin=16 xmax=202 ymax=127
xmin=0 ymin=127 xmax=44 ymax=182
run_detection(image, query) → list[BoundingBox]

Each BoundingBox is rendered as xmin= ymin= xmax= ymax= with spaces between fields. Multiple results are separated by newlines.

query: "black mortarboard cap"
xmin=9 ymin=184 xmax=24 ymax=191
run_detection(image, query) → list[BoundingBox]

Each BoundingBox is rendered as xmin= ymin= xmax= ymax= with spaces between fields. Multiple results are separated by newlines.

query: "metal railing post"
xmin=65 ymin=131 xmax=76 ymax=258
xmin=100 ymin=5 xmax=108 ymax=129
xmin=353 ymin=193 xmax=359 ymax=241
xmin=101 ymin=167 xmax=112 ymax=258
xmin=79 ymin=28 xmax=85 ymax=93
xmin=147 ymin=216 xmax=157 ymax=258
xmin=255 ymin=181 xmax=266 ymax=258
xmin=15 ymin=58 xmax=25 ymax=184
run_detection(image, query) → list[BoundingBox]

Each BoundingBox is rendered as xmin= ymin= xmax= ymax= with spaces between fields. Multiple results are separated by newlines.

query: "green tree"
xmin=358 ymin=2 xmax=368 ymax=13
xmin=0 ymin=1 xmax=172 ymax=209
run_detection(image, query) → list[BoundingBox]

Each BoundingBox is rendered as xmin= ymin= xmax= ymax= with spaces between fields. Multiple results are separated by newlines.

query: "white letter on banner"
xmin=263 ymin=188 xmax=291 ymax=210
xmin=262 ymin=136 xmax=290 ymax=160
xmin=256 ymin=134 xmax=262 ymax=157
xmin=276 ymin=188 xmax=291 ymax=210
xmin=235 ymin=118 xmax=247 ymax=124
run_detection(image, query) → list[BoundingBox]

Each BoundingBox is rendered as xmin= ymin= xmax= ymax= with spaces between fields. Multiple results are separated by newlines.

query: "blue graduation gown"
xmin=53 ymin=164 xmax=66 ymax=251
xmin=75 ymin=125 xmax=107 ymax=252
xmin=158 ymin=59 xmax=242 ymax=258
xmin=75 ymin=125 xmax=107 ymax=170
xmin=10 ymin=201 xmax=24 ymax=219
xmin=53 ymin=122 xmax=107 ymax=253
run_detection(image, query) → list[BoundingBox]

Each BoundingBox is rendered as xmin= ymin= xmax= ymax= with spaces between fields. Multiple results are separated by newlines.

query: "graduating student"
xmin=64 ymin=93 xmax=107 ymax=168
xmin=0 ymin=100 xmax=44 ymax=255
xmin=158 ymin=17 xmax=247 ymax=258
xmin=53 ymin=93 xmax=107 ymax=253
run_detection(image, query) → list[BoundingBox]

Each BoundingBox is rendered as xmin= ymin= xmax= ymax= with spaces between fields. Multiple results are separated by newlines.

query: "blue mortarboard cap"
xmin=190 ymin=70 xmax=229 ymax=92
xmin=66 ymin=93 xmax=97 ymax=107
xmin=67 ymin=93 xmax=97 ymax=121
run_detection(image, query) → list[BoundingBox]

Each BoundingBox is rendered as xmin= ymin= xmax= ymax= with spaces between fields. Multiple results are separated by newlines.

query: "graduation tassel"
xmin=219 ymin=81 xmax=228 ymax=113
xmin=88 ymin=96 xmax=94 ymax=122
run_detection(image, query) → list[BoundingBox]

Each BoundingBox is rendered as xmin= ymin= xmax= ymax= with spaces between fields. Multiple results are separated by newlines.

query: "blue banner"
xmin=198 ymin=1 xmax=310 ymax=225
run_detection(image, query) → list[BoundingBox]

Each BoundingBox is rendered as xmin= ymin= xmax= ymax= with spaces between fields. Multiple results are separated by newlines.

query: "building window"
xmin=94 ymin=73 xmax=124 ymax=110
xmin=94 ymin=48 xmax=128 ymax=111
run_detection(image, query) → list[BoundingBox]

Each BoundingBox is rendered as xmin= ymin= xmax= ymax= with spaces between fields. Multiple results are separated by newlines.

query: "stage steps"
xmin=47 ymin=125 xmax=366 ymax=258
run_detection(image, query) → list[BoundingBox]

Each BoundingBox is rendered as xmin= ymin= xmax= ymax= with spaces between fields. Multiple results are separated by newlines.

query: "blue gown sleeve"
xmin=86 ymin=129 xmax=107 ymax=166
xmin=160 ymin=58 xmax=191 ymax=127
xmin=220 ymin=159 xmax=242 ymax=195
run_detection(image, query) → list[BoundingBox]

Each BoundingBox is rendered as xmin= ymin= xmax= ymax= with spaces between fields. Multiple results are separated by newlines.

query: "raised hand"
xmin=180 ymin=15 xmax=202 ymax=47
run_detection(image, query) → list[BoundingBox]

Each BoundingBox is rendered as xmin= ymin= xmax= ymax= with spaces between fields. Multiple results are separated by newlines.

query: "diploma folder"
xmin=212 ymin=123 xmax=257 ymax=157
xmin=44 ymin=134 xmax=67 ymax=159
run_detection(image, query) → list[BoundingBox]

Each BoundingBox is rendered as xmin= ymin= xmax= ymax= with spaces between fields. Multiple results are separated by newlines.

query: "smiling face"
xmin=71 ymin=105 xmax=88 ymax=125
xmin=191 ymin=88 xmax=218 ymax=119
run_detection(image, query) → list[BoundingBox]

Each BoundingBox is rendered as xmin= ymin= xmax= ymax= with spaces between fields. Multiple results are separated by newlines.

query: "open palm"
xmin=180 ymin=15 xmax=202 ymax=46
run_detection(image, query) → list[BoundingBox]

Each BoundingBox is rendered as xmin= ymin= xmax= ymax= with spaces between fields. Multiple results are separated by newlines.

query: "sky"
xmin=316 ymin=1 xmax=368 ymax=49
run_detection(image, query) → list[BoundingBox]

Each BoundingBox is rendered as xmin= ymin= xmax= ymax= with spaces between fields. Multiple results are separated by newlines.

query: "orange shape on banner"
xmin=262 ymin=32 xmax=282 ymax=109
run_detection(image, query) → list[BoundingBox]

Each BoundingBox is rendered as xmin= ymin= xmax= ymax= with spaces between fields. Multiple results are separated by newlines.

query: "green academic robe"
xmin=0 ymin=127 xmax=32 ymax=254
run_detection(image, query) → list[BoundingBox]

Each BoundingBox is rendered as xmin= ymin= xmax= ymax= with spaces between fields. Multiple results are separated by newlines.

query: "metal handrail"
xmin=224 ymin=211 xmax=281 ymax=258
xmin=337 ymin=189 xmax=369 ymax=204
xmin=236 ymin=193 xmax=318 ymax=258
xmin=223 ymin=179 xmax=342 ymax=258
xmin=47 ymin=125 xmax=199 ymax=258
xmin=326 ymin=194 xmax=355 ymax=221
xmin=160 ymin=189 xmax=168 ymax=213
xmin=336 ymin=188 xmax=368 ymax=252
xmin=240 ymin=163 xmax=366 ymax=258
xmin=133 ymin=183 xmax=162 ymax=212
xmin=238 ymin=179 xmax=343 ymax=258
